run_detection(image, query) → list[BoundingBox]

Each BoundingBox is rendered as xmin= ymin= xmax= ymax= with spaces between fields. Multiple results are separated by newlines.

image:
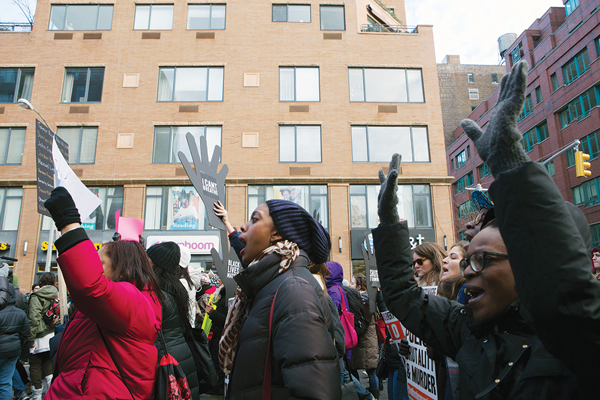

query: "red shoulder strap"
xmin=336 ymin=286 xmax=347 ymax=311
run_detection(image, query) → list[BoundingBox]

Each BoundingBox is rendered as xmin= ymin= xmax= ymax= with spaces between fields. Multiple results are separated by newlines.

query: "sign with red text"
xmin=381 ymin=310 xmax=405 ymax=343
xmin=146 ymin=235 xmax=220 ymax=255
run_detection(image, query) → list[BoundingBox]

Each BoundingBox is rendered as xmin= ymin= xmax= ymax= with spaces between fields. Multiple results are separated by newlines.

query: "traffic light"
xmin=575 ymin=151 xmax=592 ymax=178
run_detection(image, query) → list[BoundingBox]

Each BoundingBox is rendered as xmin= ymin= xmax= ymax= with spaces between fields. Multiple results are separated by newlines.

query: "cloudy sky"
xmin=405 ymin=0 xmax=565 ymax=65
xmin=2 ymin=0 xmax=565 ymax=65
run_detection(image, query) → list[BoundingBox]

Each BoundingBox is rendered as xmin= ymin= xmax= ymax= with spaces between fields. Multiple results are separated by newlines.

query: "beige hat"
xmin=178 ymin=245 xmax=191 ymax=268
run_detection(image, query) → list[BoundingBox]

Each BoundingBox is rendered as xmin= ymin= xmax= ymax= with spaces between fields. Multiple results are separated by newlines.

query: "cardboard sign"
xmin=115 ymin=212 xmax=144 ymax=241
xmin=36 ymin=120 xmax=68 ymax=216
xmin=404 ymin=286 xmax=438 ymax=400
xmin=381 ymin=310 xmax=406 ymax=343
xmin=211 ymin=230 xmax=241 ymax=300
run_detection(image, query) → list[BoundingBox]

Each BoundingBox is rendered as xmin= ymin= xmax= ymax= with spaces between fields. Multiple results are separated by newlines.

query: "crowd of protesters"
xmin=1 ymin=60 xmax=599 ymax=400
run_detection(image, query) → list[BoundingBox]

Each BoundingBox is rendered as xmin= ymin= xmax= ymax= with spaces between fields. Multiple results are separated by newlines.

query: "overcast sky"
xmin=2 ymin=0 xmax=566 ymax=65
xmin=405 ymin=0 xmax=566 ymax=65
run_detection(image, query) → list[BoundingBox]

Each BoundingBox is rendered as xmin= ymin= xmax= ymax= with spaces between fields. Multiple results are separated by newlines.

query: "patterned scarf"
xmin=218 ymin=240 xmax=299 ymax=374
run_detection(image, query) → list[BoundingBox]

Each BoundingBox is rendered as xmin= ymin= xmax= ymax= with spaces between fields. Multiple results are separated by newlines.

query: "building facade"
xmin=438 ymin=55 xmax=506 ymax=148
xmin=0 ymin=0 xmax=454 ymax=290
xmin=447 ymin=0 xmax=600 ymax=243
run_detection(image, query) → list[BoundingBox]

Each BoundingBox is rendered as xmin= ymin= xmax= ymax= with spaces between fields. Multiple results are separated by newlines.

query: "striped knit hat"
xmin=266 ymin=199 xmax=331 ymax=264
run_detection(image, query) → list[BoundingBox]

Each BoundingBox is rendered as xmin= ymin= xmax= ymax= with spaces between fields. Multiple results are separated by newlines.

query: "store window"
xmin=0 ymin=188 xmax=23 ymax=231
xmin=158 ymin=67 xmax=224 ymax=102
xmin=279 ymin=67 xmax=320 ymax=102
xmin=247 ymin=185 xmax=328 ymax=228
xmin=61 ymin=67 xmax=104 ymax=103
xmin=152 ymin=126 xmax=222 ymax=164
xmin=187 ymin=4 xmax=226 ymax=30
xmin=134 ymin=4 xmax=174 ymax=30
xmin=349 ymin=184 xmax=432 ymax=229
xmin=279 ymin=125 xmax=321 ymax=162
xmin=56 ymin=127 xmax=98 ymax=164
xmin=42 ymin=186 xmax=123 ymax=231
xmin=320 ymin=5 xmax=344 ymax=30
xmin=348 ymin=68 xmax=424 ymax=103
xmin=0 ymin=68 xmax=34 ymax=103
xmin=48 ymin=4 xmax=113 ymax=30
xmin=0 ymin=127 xmax=26 ymax=165
xmin=272 ymin=4 xmax=311 ymax=22
xmin=145 ymin=186 xmax=215 ymax=231
xmin=351 ymin=126 xmax=429 ymax=163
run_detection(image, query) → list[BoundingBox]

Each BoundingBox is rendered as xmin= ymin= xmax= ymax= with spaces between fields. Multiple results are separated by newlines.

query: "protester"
xmin=464 ymin=190 xmax=494 ymax=242
xmin=384 ymin=333 xmax=409 ymax=400
xmin=592 ymin=246 xmax=600 ymax=279
xmin=439 ymin=241 xmax=468 ymax=300
xmin=219 ymin=199 xmax=340 ymax=399
xmin=27 ymin=272 xmax=58 ymax=399
xmin=43 ymin=187 xmax=165 ymax=399
xmin=325 ymin=261 xmax=348 ymax=313
xmin=148 ymin=242 xmax=200 ymax=399
xmin=178 ymin=245 xmax=197 ymax=326
xmin=203 ymin=275 xmax=228 ymax=398
xmin=412 ymin=242 xmax=445 ymax=287
xmin=0 ymin=276 xmax=30 ymax=399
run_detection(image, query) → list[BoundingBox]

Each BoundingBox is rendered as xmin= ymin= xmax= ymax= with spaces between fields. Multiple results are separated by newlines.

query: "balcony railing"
xmin=0 ymin=22 xmax=33 ymax=32
xmin=361 ymin=24 xmax=417 ymax=34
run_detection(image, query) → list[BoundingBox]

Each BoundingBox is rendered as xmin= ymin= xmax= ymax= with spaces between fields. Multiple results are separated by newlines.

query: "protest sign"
xmin=211 ymin=230 xmax=241 ymax=299
xmin=404 ymin=286 xmax=438 ymax=400
xmin=36 ymin=120 xmax=67 ymax=216
xmin=381 ymin=310 xmax=406 ymax=344
xmin=361 ymin=230 xmax=379 ymax=313
xmin=115 ymin=212 xmax=144 ymax=241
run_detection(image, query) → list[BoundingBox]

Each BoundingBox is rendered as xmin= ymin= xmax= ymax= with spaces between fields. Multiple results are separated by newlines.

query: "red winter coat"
xmin=47 ymin=233 xmax=162 ymax=399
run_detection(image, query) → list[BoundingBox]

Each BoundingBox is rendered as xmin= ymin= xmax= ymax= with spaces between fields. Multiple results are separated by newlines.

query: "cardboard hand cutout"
xmin=211 ymin=229 xmax=241 ymax=300
xmin=362 ymin=230 xmax=380 ymax=314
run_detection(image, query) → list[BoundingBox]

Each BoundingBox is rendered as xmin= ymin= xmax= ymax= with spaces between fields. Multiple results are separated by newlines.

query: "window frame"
xmin=152 ymin=125 xmax=223 ymax=164
xmin=157 ymin=66 xmax=224 ymax=102
xmin=0 ymin=187 xmax=23 ymax=231
xmin=558 ymin=86 xmax=598 ymax=128
xmin=61 ymin=67 xmax=105 ymax=104
xmin=186 ymin=4 xmax=227 ymax=30
xmin=517 ymin=94 xmax=533 ymax=122
xmin=467 ymin=73 xmax=474 ymax=83
xmin=565 ymin=0 xmax=579 ymax=17
xmin=0 ymin=127 xmax=26 ymax=165
xmin=351 ymin=125 xmax=431 ymax=163
xmin=133 ymin=4 xmax=174 ymax=30
xmin=511 ymin=44 xmax=521 ymax=63
xmin=56 ymin=126 xmax=98 ymax=165
xmin=278 ymin=67 xmax=321 ymax=102
xmin=468 ymin=88 xmax=479 ymax=100
xmin=144 ymin=186 xmax=216 ymax=231
xmin=0 ymin=67 xmax=34 ymax=104
xmin=319 ymin=4 xmax=345 ymax=31
xmin=348 ymin=67 xmax=425 ymax=103
xmin=48 ymin=4 xmax=114 ymax=31
xmin=562 ymin=47 xmax=590 ymax=86
xmin=279 ymin=125 xmax=322 ymax=163
xmin=535 ymin=86 xmax=542 ymax=104
xmin=454 ymin=171 xmax=474 ymax=195
xmin=551 ymin=73 xmax=559 ymax=92
xmin=478 ymin=162 xmax=491 ymax=179
xmin=491 ymin=73 xmax=498 ymax=84
xmin=272 ymin=4 xmax=311 ymax=23
xmin=455 ymin=150 xmax=466 ymax=169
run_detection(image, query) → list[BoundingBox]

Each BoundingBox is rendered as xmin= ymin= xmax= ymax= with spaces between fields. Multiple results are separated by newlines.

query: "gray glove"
xmin=377 ymin=154 xmax=401 ymax=225
xmin=460 ymin=60 xmax=531 ymax=178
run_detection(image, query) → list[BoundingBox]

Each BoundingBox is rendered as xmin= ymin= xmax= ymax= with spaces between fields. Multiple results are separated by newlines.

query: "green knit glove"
xmin=377 ymin=154 xmax=401 ymax=225
xmin=460 ymin=61 xmax=531 ymax=178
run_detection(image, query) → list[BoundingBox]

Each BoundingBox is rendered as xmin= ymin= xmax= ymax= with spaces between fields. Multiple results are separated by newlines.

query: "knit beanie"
xmin=147 ymin=242 xmax=181 ymax=272
xmin=266 ymin=199 xmax=331 ymax=264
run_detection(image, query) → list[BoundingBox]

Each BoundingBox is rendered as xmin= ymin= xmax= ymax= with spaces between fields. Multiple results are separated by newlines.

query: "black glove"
xmin=399 ymin=338 xmax=410 ymax=358
xmin=44 ymin=187 xmax=81 ymax=231
xmin=377 ymin=154 xmax=402 ymax=225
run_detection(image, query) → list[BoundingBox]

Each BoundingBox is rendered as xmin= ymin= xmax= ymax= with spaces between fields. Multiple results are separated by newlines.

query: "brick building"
xmin=0 ymin=0 xmax=454 ymax=290
xmin=438 ymin=55 xmax=506 ymax=148
xmin=447 ymin=0 xmax=600 ymax=243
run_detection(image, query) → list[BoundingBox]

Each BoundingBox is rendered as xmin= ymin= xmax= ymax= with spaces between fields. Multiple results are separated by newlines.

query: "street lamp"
xmin=18 ymin=98 xmax=52 ymax=131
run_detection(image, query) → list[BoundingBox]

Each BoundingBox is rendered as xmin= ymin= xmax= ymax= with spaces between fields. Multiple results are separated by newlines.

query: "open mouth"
xmin=442 ymin=266 xmax=449 ymax=274
xmin=466 ymin=285 xmax=484 ymax=304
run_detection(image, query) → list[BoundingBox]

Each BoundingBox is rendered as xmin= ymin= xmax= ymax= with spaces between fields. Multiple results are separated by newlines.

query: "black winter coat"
xmin=155 ymin=291 xmax=200 ymax=400
xmin=0 ymin=284 xmax=30 ymax=358
xmin=374 ymin=221 xmax=585 ymax=400
xmin=228 ymin=250 xmax=341 ymax=400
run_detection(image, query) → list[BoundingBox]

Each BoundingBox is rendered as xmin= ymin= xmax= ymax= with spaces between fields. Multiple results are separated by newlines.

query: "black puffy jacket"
xmin=228 ymin=250 xmax=341 ymax=399
xmin=0 ymin=284 xmax=30 ymax=359
xmin=155 ymin=291 xmax=199 ymax=399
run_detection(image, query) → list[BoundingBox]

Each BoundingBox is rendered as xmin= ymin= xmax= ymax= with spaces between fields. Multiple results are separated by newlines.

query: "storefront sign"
xmin=36 ymin=120 xmax=68 ymax=216
xmin=146 ymin=235 xmax=220 ymax=255
xmin=351 ymin=228 xmax=436 ymax=259
xmin=0 ymin=243 xmax=10 ymax=251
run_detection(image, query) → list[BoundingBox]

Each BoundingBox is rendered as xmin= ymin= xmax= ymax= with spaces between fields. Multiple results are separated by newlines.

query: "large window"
xmin=551 ymin=73 xmax=559 ymax=92
xmin=187 ymin=4 xmax=226 ymax=30
xmin=563 ymin=48 xmax=589 ymax=85
xmin=572 ymin=177 xmax=599 ymax=207
xmin=49 ymin=4 xmax=113 ymax=30
xmin=0 ymin=128 xmax=25 ymax=165
xmin=565 ymin=0 xmax=579 ymax=17
xmin=454 ymin=171 xmax=474 ymax=194
xmin=521 ymin=121 xmax=549 ymax=153
xmin=134 ymin=4 xmax=174 ymax=30
xmin=517 ymin=94 xmax=533 ymax=122
xmin=457 ymin=200 xmax=477 ymax=220
xmin=478 ymin=163 xmax=491 ymax=179
xmin=248 ymin=185 xmax=328 ymax=228
xmin=279 ymin=67 xmax=319 ymax=102
xmin=351 ymin=126 xmax=429 ymax=163
xmin=153 ymin=126 xmax=222 ymax=164
xmin=558 ymin=86 xmax=598 ymax=128
xmin=320 ymin=5 xmax=344 ymax=30
xmin=0 ymin=68 xmax=34 ymax=103
xmin=567 ymin=130 xmax=600 ymax=167
xmin=454 ymin=149 xmax=467 ymax=169
xmin=348 ymin=68 xmax=424 ymax=103
xmin=535 ymin=86 xmax=542 ymax=104
xmin=0 ymin=188 xmax=22 ymax=231
xmin=61 ymin=67 xmax=104 ymax=103
xmin=158 ymin=67 xmax=224 ymax=102
xmin=145 ymin=187 xmax=213 ymax=230
xmin=272 ymin=4 xmax=310 ymax=22
xmin=56 ymin=127 xmax=98 ymax=164
xmin=279 ymin=125 xmax=321 ymax=162
xmin=42 ymin=186 xmax=123 ymax=231
xmin=349 ymin=184 xmax=432 ymax=229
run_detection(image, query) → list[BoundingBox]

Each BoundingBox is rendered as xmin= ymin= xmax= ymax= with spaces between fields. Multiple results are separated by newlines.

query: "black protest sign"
xmin=361 ymin=230 xmax=380 ymax=313
xmin=211 ymin=230 xmax=241 ymax=300
xmin=178 ymin=133 xmax=228 ymax=230
xmin=36 ymin=120 xmax=68 ymax=216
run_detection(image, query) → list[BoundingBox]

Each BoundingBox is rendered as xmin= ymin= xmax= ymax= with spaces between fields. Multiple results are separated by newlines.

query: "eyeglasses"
xmin=474 ymin=210 xmax=487 ymax=226
xmin=460 ymin=251 xmax=509 ymax=274
xmin=413 ymin=257 xmax=427 ymax=266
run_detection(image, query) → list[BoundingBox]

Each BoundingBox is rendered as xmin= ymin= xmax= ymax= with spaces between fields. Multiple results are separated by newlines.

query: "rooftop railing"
xmin=361 ymin=24 xmax=417 ymax=34
xmin=0 ymin=22 xmax=33 ymax=32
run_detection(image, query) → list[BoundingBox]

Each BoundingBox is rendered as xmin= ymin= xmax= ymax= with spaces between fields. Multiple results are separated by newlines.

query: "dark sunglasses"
xmin=460 ymin=251 xmax=509 ymax=274
xmin=413 ymin=257 xmax=427 ymax=266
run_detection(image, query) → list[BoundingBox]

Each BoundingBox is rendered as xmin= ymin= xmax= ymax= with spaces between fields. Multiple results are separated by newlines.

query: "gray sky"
xmin=2 ymin=0 xmax=566 ymax=65
xmin=405 ymin=0 xmax=566 ymax=65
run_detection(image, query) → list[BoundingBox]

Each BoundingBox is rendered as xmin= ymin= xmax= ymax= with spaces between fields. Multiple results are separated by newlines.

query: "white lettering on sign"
xmin=370 ymin=269 xmax=379 ymax=282
xmin=381 ymin=311 xmax=405 ymax=343
xmin=202 ymin=178 xmax=219 ymax=196
xmin=409 ymin=234 xmax=426 ymax=249
xmin=146 ymin=235 xmax=220 ymax=255
xmin=227 ymin=259 xmax=241 ymax=279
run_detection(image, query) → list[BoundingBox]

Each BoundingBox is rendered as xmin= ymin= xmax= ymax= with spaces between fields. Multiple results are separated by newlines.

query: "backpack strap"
xmin=262 ymin=276 xmax=309 ymax=400
xmin=98 ymin=325 xmax=135 ymax=400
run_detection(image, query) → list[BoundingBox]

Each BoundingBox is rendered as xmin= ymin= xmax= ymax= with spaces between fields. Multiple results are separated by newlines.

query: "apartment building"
xmin=0 ymin=0 xmax=453 ymax=289
xmin=447 ymin=0 xmax=600 ymax=243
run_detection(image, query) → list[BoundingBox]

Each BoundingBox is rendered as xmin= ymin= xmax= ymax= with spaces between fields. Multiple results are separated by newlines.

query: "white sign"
xmin=404 ymin=286 xmax=438 ymax=400
xmin=381 ymin=311 xmax=405 ymax=344
xmin=146 ymin=235 xmax=220 ymax=255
